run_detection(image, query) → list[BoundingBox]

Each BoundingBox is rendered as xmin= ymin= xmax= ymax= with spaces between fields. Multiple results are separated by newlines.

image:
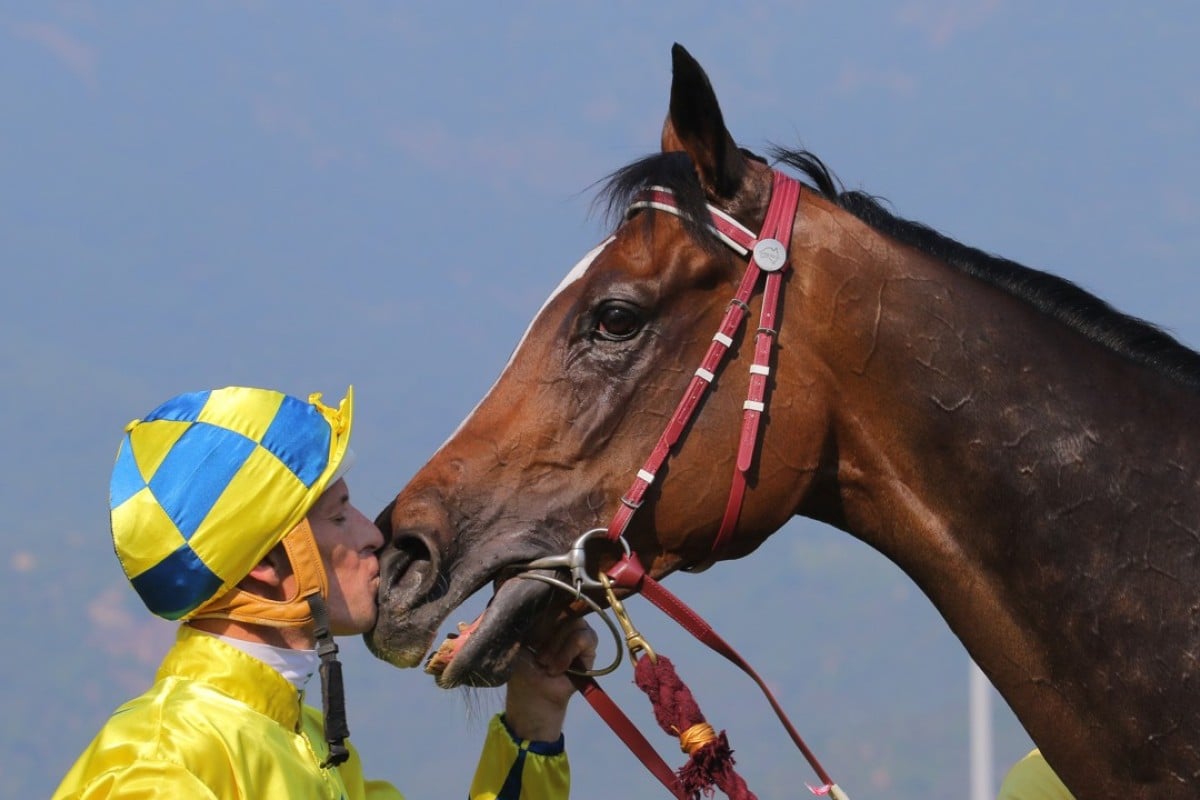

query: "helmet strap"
xmin=308 ymin=593 xmax=351 ymax=767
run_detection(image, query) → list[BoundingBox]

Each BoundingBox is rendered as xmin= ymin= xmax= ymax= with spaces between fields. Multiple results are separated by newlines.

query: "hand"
xmin=503 ymin=616 xmax=598 ymax=742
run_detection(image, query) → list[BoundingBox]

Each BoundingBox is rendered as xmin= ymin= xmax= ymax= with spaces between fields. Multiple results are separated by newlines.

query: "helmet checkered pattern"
xmin=109 ymin=386 xmax=353 ymax=620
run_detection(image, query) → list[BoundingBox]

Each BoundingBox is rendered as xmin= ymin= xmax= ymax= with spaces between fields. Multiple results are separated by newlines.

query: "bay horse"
xmin=367 ymin=44 xmax=1200 ymax=798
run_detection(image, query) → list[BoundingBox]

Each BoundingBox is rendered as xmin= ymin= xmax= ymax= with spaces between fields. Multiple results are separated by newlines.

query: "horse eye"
xmin=594 ymin=302 xmax=643 ymax=341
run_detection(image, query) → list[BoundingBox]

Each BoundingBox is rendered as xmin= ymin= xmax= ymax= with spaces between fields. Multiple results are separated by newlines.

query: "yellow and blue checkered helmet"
xmin=109 ymin=386 xmax=354 ymax=621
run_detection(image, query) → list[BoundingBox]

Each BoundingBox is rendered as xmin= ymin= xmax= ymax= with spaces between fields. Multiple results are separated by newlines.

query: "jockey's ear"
xmin=240 ymin=542 xmax=295 ymax=601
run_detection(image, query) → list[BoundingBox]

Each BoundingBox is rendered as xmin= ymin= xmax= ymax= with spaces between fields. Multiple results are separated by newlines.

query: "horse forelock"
xmin=595 ymin=152 xmax=729 ymax=257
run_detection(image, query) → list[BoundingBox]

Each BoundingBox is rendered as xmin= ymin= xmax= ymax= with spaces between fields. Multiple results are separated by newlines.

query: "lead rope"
xmin=634 ymin=654 xmax=755 ymax=799
xmin=608 ymin=572 xmax=754 ymax=798
xmin=606 ymin=554 xmax=845 ymax=798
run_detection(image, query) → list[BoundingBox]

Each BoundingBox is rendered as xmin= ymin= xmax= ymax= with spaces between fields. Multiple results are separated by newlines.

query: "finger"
xmin=570 ymin=624 xmax=599 ymax=671
xmin=529 ymin=615 xmax=584 ymax=659
xmin=539 ymin=620 xmax=599 ymax=674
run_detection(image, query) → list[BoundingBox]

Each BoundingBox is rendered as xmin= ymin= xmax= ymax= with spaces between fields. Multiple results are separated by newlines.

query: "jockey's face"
xmin=307 ymin=479 xmax=384 ymax=635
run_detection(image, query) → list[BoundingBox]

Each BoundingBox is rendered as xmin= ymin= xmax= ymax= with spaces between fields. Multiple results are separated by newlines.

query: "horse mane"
xmin=596 ymin=147 xmax=1200 ymax=391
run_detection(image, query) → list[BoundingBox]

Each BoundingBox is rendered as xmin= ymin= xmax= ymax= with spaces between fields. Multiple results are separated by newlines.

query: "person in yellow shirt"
xmin=53 ymin=386 xmax=596 ymax=799
xmin=997 ymin=748 xmax=1075 ymax=800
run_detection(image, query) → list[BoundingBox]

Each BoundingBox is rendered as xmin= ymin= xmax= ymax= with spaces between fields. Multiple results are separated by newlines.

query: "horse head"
xmin=368 ymin=43 xmax=1200 ymax=799
xmin=366 ymin=44 xmax=824 ymax=685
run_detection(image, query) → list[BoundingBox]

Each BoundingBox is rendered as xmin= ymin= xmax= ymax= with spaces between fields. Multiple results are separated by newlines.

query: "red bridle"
xmin=606 ymin=170 xmax=801 ymax=559
xmin=573 ymin=170 xmax=847 ymax=799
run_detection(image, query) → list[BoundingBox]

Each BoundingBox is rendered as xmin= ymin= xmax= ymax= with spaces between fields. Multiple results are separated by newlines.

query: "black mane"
xmin=596 ymin=147 xmax=1200 ymax=391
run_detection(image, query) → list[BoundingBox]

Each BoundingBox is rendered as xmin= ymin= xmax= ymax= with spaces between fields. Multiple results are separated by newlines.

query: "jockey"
xmin=998 ymin=749 xmax=1075 ymax=800
xmin=52 ymin=386 xmax=595 ymax=799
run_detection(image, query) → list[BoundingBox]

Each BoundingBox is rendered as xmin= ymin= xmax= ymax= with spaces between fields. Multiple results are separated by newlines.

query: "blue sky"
xmin=3 ymin=4 xmax=1198 ymax=799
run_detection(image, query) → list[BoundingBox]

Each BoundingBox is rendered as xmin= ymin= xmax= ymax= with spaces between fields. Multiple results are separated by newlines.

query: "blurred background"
xmin=3 ymin=3 xmax=1197 ymax=798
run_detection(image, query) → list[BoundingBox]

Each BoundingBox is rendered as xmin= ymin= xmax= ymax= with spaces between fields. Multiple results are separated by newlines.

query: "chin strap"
xmin=307 ymin=594 xmax=350 ymax=768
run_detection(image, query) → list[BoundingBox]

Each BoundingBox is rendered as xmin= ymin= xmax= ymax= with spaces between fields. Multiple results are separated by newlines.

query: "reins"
xmin=517 ymin=171 xmax=848 ymax=799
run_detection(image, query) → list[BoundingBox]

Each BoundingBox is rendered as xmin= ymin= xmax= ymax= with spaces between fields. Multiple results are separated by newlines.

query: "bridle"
xmin=608 ymin=170 xmax=800 ymax=561
xmin=515 ymin=169 xmax=849 ymax=799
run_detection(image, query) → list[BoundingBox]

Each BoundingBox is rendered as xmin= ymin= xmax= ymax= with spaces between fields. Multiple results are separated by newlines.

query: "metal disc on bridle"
xmin=752 ymin=238 xmax=788 ymax=271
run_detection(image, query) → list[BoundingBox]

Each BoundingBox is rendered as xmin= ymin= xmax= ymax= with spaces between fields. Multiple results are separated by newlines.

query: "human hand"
xmin=503 ymin=616 xmax=598 ymax=742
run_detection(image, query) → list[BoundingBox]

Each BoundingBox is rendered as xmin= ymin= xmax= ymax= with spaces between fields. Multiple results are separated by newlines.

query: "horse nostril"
xmin=380 ymin=532 xmax=438 ymax=608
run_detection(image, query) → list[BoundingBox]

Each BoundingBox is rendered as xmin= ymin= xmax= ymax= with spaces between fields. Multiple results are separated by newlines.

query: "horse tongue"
xmin=424 ymin=615 xmax=484 ymax=678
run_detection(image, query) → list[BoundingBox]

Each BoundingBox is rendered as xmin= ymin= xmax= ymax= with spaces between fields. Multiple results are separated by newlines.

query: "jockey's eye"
xmin=593 ymin=301 xmax=643 ymax=341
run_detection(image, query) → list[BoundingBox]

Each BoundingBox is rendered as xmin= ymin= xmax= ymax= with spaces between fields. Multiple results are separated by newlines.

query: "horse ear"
xmin=661 ymin=43 xmax=747 ymax=200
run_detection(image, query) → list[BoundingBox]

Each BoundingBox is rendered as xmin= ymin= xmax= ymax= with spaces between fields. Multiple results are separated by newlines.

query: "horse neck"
xmin=789 ymin=202 xmax=1197 ymax=577
xmin=783 ymin=205 xmax=1200 ymax=789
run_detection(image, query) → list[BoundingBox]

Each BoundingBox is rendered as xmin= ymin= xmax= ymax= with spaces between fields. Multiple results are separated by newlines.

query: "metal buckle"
xmin=600 ymin=573 xmax=656 ymax=666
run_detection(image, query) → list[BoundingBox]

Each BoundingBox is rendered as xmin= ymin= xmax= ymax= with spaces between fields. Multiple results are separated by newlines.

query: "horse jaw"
xmin=366 ymin=565 xmax=558 ymax=686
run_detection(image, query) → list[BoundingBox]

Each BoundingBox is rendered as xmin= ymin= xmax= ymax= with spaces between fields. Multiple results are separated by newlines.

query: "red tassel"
xmin=633 ymin=655 xmax=756 ymax=800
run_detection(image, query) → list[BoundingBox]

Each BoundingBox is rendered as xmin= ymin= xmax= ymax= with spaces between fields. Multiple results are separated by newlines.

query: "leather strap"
xmin=606 ymin=553 xmax=835 ymax=788
xmin=609 ymin=172 xmax=802 ymax=561
xmin=713 ymin=171 xmax=801 ymax=554
xmin=606 ymin=256 xmax=763 ymax=541
xmin=308 ymin=594 xmax=350 ymax=768
xmin=569 ymin=672 xmax=686 ymax=798
xmin=630 ymin=187 xmax=758 ymax=254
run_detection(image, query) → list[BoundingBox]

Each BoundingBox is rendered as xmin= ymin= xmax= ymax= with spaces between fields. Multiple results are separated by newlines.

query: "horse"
xmin=366 ymin=44 xmax=1200 ymax=798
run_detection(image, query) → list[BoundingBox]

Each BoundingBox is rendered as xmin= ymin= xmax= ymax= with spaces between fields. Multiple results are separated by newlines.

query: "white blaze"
xmin=434 ymin=236 xmax=617 ymax=452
